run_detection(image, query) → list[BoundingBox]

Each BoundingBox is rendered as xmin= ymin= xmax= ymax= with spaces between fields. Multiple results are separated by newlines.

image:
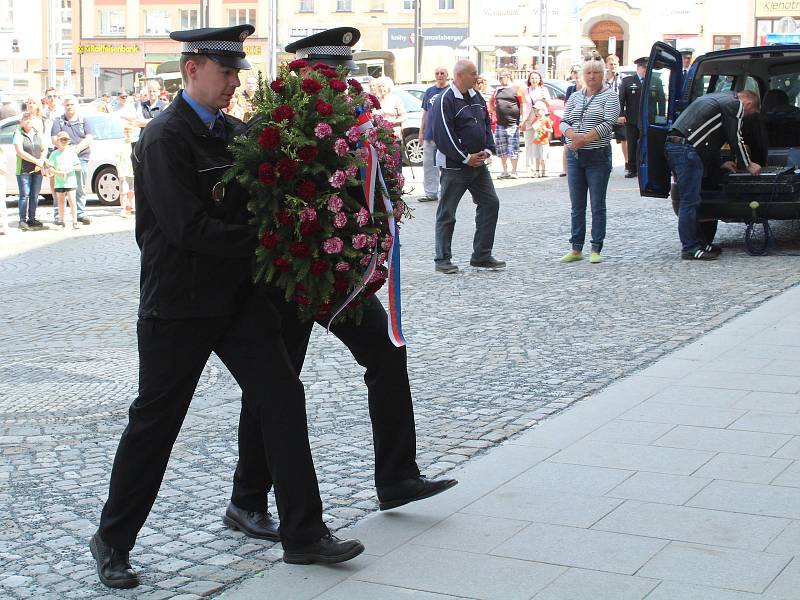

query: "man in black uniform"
xmin=223 ymin=27 xmax=458 ymax=543
xmin=618 ymin=57 xmax=664 ymax=178
xmin=666 ymin=90 xmax=762 ymax=260
xmin=89 ymin=25 xmax=364 ymax=590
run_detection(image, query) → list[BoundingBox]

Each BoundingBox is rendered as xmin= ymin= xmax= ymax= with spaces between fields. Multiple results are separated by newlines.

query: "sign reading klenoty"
xmin=78 ymin=44 xmax=140 ymax=54
xmin=388 ymin=28 xmax=468 ymax=49
xmin=757 ymin=0 xmax=800 ymax=17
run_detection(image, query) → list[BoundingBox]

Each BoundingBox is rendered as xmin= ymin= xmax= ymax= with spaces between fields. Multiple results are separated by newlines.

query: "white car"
xmin=1 ymin=112 xmax=125 ymax=206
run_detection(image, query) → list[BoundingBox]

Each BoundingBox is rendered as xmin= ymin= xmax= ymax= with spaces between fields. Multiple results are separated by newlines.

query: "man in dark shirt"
xmin=431 ymin=59 xmax=505 ymax=273
xmin=418 ymin=66 xmax=449 ymax=202
xmin=489 ymin=69 xmax=524 ymax=179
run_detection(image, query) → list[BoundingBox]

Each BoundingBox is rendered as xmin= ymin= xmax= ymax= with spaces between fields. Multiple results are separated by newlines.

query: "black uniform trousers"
xmin=98 ymin=294 xmax=328 ymax=552
xmin=230 ymin=295 xmax=420 ymax=511
xmin=625 ymin=123 xmax=640 ymax=173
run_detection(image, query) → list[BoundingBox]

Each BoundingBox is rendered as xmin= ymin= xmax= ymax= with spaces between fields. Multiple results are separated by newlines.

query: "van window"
xmin=744 ymin=76 xmax=760 ymax=94
xmin=768 ymin=73 xmax=800 ymax=108
xmin=0 ymin=121 xmax=16 ymax=145
xmin=647 ymin=68 xmax=669 ymax=125
xmin=713 ymin=75 xmax=735 ymax=93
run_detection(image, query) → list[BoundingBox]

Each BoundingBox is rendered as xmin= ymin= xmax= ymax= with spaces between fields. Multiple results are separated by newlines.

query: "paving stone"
xmin=533 ymin=568 xmax=659 ymax=600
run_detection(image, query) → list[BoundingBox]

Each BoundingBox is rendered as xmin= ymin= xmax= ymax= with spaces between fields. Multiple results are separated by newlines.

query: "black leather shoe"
xmin=223 ymin=502 xmax=280 ymax=541
xmin=705 ymin=243 xmax=722 ymax=255
xmin=89 ymin=531 xmax=139 ymax=589
xmin=682 ymin=249 xmax=719 ymax=261
xmin=469 ymin=256 xmax=506 ymax=269
xmin=435 ymin=261 xmax=459 ymax=274
xmin=377 ymin=475 xmax=459 ymax=511
xmin=624 ymin=170 xmax=637 ymax=178
xmin=283 ymin=533 xmax=365 ymax=565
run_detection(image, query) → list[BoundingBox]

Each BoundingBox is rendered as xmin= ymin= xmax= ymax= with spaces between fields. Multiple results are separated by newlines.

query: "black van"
xmin=637 ymin=42 xmax=800 ymax=242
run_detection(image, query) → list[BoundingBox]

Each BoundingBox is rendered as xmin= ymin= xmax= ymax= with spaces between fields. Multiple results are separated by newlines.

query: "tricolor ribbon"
xmin=325 ymin=112 xmax=406 ymax=347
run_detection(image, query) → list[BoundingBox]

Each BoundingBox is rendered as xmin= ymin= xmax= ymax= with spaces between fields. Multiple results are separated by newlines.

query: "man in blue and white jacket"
xmin=430 ymin=60 xmax=505 ymax=274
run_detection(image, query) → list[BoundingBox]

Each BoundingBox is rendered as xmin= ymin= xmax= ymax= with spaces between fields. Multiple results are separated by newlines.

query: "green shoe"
xmin=589 ymin=251 xmax=602 ymax=264
xmin=560 ymin=251 xmax=584 ymax=263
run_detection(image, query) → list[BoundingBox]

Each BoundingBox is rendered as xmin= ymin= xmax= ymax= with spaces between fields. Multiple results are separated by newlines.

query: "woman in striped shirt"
xmin=559 ymin=55 xmax=621 ymax=264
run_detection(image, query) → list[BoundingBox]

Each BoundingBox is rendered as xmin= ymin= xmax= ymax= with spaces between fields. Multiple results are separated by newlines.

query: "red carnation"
xmin=288 ymin=58 xmax=308 ymax=71
xmin=272 ymin=104 xmax=295 ymax=122
xmin=258 ymin=163 xmax=277 ymax=185
xmin=273 ymin=256 xmax=291 ymax=272
xmin=260 ymin=231 xmax=279 ymax=248
xmin=289 ymin=241 xmax=311 ymax=257
xmin=295 ymin=181 xmax=317 ymax=201
xmin=347 ymin=78 xmax=363 ymax=93
xmin=276 ymin=158 xmax=298 ymax=180
xmin=258 ymin=127 xmax=280 ymax=149
xmin=310 ymin=259 xmax=329 ymax=276
xmin=310 ymin=62 xmax=329 ymax=71
xmin=329 ymin=79 xmax=347 ymax=93
xmin=293 ymin=295 xmax=313 ymax=306
xmin=300 ymin=219 xmax=321 ymax=237
xmin=366 ymin=93 xmax=381 ymax=110
xmin=297 ymin=145 xmax=319 ymax=162
xmin=314 ymin=99 xmax=334 ymax=116
xmin=301 ymin=78 xmax=323 ymax=94
xmin=334 ymin=275 xmax=349 ymax=295
xmin=319 ymin=68 xmax=338 ymax=79
xmin=270 ymin=79 xmax=285 ymax=93
xmin=276 ymin=209 xmax=294 ymax=224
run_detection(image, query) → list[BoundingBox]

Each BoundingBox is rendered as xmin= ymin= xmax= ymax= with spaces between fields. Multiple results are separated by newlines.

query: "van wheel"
xmin=403 ymin=133 xmax=423 ymax=167
xmin=95 ymin=166 xmax=120 ymax=206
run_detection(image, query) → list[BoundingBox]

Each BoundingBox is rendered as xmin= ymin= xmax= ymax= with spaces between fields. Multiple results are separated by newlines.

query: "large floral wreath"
xmin=226 ymin=59 xmax=409 ymax=325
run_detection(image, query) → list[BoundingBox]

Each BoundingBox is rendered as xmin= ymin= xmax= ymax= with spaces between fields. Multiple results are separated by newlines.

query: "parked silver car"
xmin=1 ymin=112 xmax=124 ymax=206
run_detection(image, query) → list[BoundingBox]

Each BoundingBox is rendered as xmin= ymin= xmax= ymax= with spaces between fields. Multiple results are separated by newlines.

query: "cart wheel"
xmin=744 ymin=219 xmax=771 ymax=256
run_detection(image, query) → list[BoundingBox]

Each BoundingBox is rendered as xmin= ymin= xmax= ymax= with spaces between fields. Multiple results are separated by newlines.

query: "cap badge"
xmin=342 ymin=32 xmax=353 ymax=44
xmin=239 ymin=31 xmax=249 ymax=41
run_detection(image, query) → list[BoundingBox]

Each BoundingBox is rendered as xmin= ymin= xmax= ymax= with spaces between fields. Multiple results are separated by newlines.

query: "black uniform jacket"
xmin=133 ymin=90 xmax=257 ymax=320
xmin=619 ymin=74 xmax=666 ymax=126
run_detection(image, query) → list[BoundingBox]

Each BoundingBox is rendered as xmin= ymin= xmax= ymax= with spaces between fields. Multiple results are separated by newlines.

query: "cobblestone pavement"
xmin=3 ymin=156 xmax=800 ymax=599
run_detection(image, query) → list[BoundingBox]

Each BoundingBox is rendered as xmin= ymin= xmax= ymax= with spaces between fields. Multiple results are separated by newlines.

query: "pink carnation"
xmin=347 ymin=126 xmax=361 ymax=143
xmin=393 ymin=200 xmax=406 ymax=220
xmin=370 ymin=267 xmax=387 ymax=282
xmin=314 ymin=122 xmax=333 ymax=139
xmin=381 ymin=235 xmax=394 ymax=251
xmin=378 ymin=252 xmax=388 ymax=264
xmin=355 ymin=148 xmax=369 ymax=162
xmin=367 ymin=233 xmax=378 ymax=248
xmin=367 ymin=128 xmax=379 ymax=143
xmin=299 ymin=207 xmax=317 ymax=222
xmin=329 ymin=170 xmax=347 ymax=188
xmin=327 ymin=195 xmax=343 ymax=212
xmin=346 ymin=165 xmax=358 ymax=178
xmin=322 ymin=237 xmax=344 ymax=254
xmin=356 ymin=207 xmax=370 ymax=226
xmin=333 ymin=212 xmax=347 ymax=228
xmin=396 ymin=173 xmax=406 ymax=189
xmin=335 ymin=261 xmax=350 ymax=271
xmin=334 ymin=138 xmax=350 ymax=156
xmin=352 ymin=233 xmax=368 ymax=249
xmin=360 ymin=254 xmax=372 ymax=266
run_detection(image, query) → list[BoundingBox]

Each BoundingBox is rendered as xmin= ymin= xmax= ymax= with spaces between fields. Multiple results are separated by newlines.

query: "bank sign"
xmin=388 ymin=28 xmax=468 ymax=49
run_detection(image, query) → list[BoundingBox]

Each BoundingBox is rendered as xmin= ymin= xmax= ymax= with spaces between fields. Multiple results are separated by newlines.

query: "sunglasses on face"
xmin=119 ymin=95 xmax=128 ymax=99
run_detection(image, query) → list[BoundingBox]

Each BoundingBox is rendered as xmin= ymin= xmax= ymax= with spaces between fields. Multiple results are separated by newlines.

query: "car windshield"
xmin=85 ymin=114 xmax=125 ymax=140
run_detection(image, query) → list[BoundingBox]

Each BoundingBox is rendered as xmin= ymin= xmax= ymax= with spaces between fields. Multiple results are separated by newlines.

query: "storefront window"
xmin=144 ymin=10 xmax=171 ymax=36
xmin=227 ymin=8 xmax=256 ymax=26
xmin=298 ymin=0 xmax=314 ymax=12
xmin=713 ymin=35 xmax=741 ymax=51
xmin=97 ymin=68 xmax=144 ymax=97
xmin=98 ymin=9 xmax=125 ymax=36
xmin=180 ymin=9 xmax=198 ymax=29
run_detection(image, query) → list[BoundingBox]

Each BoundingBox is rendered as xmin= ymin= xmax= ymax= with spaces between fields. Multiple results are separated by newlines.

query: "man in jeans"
xmin=430 ymin=60 xmax=505 ymax=274
xmin=417 ymin=66 xmax=449 ymax=202
xmin=51 ymin=96 xmax=94 ymax=225
xmin=665 ymin=90 xmax=761 ymax=260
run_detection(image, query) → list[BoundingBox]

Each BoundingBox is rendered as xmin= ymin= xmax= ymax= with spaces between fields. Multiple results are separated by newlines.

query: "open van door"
xmin=638 ymin=42 xmax=683 ymax=198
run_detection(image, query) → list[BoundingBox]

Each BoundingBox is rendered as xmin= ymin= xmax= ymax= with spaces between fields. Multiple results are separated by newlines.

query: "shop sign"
xmin=77 ymin=44 xmax=140 ymax=54
xmin=757 ymin=1 xmax=800 ymax=18
xmin=388 ymin=27 xmax=469 ymax=49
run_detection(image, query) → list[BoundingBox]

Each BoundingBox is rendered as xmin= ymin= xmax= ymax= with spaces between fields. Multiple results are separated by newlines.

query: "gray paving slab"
xmin=506 ymin=461 xmax=633 ymax=496
xmin=490 ymin=522 xmax=668 ymax=575
xmin=731 ymin=412 xmax=800 ymax=436
xmin=766 ymin=521 xmax=800 ymax=556
xmin=644 ymin=386 xmax=750 ymax=409
xmin=592 ymin=501 xmax=790 ymax=551
xmin=693 ymin=453 xmax=793 ymax=485
xmin=732 ymin=392 xmax=800 ymax=414
xmin=532 ymin=568 xmax=659 ymax=600
xmin=605 ymin=472 xmax=712 ymax=505
xmin=411 ymin=513 xmax=528 ymax=554
xmin=620 ymin=402 xmax=746 ymax=428
xmin=315 ymin=580 xmax=470 ymax=600
xmin=638 ymin=542 xmax=792 ymax=594
xmin=652 ymin=425 xmax=791 ymax=456
xmin=548 ymin=440 xmax=715 ymax=475
xmin=585 ymin=420 xmax=676 ymax=445
xmin=688 ymin=480 xmax=800 ymax=519
xmin=680 ymin=371 xmax=800 ymax=394
xmin=645 ymin=581 xmax=763 ymax=600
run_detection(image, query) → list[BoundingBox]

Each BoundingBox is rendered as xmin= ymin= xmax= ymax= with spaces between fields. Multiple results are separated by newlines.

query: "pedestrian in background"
xmin=431 ymin=59 xmax=505 ymax=273
xmin=97 ymin=93 xmax=113 ymax=113
xmin=418 ymin=66 xmax=449 ymax=203
xmin=51 ymin=95 xmax=94 ymax=225
xmin=116 ymin=126 xmax=136 ymax=218
xmin=41 ymin=88 xmax=61 ymax=200
xmin=14 ymin=112 xmax=46 ymax=231
xmin=489 ymin=69 xmax=525 ymax=179
xmin=222 ymin=94 xmax=245 ymax=120
xmin=372 ymin=76 xmax=406 ymax=141
xmin=47 ymin=132 xmax=81 ymax=229
xmin=0 ymin=146 xmax=8 ymax=235
xmin=240 ymin=75 xmax=257 ymax=121
xmin=527 ymin=101 xmax=552 ymax=177
xmin=559 ymin=55 xmax=620 ymax=264
xmin=25 ymin=97 xmax=46 ymax=136
xmin=521 ymin=70 xmax=550 ymax=176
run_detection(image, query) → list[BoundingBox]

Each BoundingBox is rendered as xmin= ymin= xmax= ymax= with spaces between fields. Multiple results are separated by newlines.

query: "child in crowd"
xmin=47 ymin=132 xmax=81 ymax=229
xmin=0 ymin=146 xmax=8 ymax=235
xmin=116 ymin=126 xmax=136 ymax=217
xmin=529 ymin=101 xmax=553 ymax=178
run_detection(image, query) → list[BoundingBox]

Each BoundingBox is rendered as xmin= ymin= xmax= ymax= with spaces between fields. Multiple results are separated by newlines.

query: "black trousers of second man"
xmin=98 ymin=294 xmax=329 ymax=552
xmin=625 ymin=123 xmax=640 ymax=174
xmin=231 ymin=294 xmax=420 ymax=510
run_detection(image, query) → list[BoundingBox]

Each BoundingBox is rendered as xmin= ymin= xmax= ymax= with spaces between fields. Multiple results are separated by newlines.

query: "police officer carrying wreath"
xmin=224 ymin=28 xmax=458 ymax=543
xmin=89 ymin=24 xmax=363 ymax=590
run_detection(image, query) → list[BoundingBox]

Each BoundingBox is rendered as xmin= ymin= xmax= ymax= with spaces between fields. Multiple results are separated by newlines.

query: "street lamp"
xmin=414 ymin=0 xmax=423 ymax=83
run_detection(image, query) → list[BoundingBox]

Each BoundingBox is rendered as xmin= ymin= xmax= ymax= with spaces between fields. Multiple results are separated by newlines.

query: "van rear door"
xmin=638 ymin=42 xmax=683 ymax=198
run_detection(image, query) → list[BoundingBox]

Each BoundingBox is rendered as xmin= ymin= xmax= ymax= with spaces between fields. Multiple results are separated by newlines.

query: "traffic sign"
xmin=64 ymin=58 xmax=72 ymax=73
xmin=92 ymin=63 xmax=101 ymax=77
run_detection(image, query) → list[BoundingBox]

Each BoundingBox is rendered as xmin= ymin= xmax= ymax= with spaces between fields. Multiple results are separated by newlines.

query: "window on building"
xmin=180 ymin=9 xmax=198 ymax=29
xmin=713 ymin=35 xmax=741 ymax=51
xmin=369 ymin=0 xmax=384 ymax=10
xmin=57 ymin=0 xmax=72 ymax=57
xmin=0 ymin=0 xmax=13 ymax=32
xmin=98 ymin=9 xmax=125 ymax=35
xmin=144 ymin=10 xmax=171 ymax=35
xmin=403 ymin=0 xmax=415 ymax=9
xmin=336 ymin=0 xmax=352 ymax=11
xmin=228 ymin=8 xmax=256 ymax=26
xmin=299 ymin=0 xmax=314 ymax=12
xmin=437 ymin=0 xmax=453 ymax=9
